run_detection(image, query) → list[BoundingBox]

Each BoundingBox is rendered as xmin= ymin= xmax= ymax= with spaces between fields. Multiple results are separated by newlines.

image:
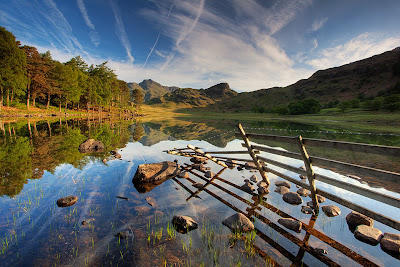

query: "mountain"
xmin=205 ymin=47 xmax=400 ymax=111
xmin=150 ymin=82 xmax=238 ymax=106
xmin=127 ymin=79 xmax=178 ymax=102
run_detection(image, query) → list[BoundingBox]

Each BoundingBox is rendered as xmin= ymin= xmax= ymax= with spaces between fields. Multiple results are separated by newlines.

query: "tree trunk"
xmin=10 ymin=90 xmax=14 ymax=104
xmin=46 ymin=93 xmax=50 ymax=109
xmin=32 ymin=98 xmax=36 ymax=107
xmin=65 ymin=99 xmax=67 ymax=112
xmin=6 ymin=90 xmax=9 ymax=107
xmin=0 ymin=91 xmax=3 ymax=111
xmin=27 ymin=90 xmax=30 ymax=110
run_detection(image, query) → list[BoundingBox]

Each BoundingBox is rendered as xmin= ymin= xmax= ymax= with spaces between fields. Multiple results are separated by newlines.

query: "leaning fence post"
xmin=237 ymin=124 xmax=270 ymax=185
xmin=296 ymin=135 xmax=319 ymax=213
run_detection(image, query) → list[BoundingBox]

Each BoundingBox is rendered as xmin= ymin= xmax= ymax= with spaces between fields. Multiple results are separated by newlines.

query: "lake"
xmin=0 ymin=116 xmax=399 ymax=266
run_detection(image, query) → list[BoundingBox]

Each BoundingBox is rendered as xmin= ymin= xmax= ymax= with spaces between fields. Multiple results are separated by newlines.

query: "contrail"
xmin=175 ymin=0 xmax=204 ymax=46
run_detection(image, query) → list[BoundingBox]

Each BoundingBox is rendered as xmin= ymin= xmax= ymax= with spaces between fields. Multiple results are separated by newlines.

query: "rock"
xmin=275 ymin=180 xmax=291 ymax=188
xmin=257 ymin=186 xmax=269 ymax=195
xmin=347 ymin=175 xmax=362 ymax=181
xmin=380 ymin=233 xmax=400 ymax=253
xmin=226 ymin=159 xmax=237 ymax=168
xmin=172 ymin=215 xmax=198 ymax=233
xmin=299 ymin=175 xmax=307 ymax=180
xmin=274 ymin=186 xmax=290 ymax=195
xmin=81 ymin=218 xmax=94 ymax=225
xmin=257 ymin=181 xmax=268 ymax=188
xmin=132 ymin=161 xmax=180 ymax=183
xmin=250 ymin=170 xmax=257 ymax=173
xmin=321 ymin=205 xmax=341 ymax=217
xmin=346 ymin=211 xmax=373 ymax=227
xmin=134 ymin=205 xmax=151 ymax=214
xmin=192 ymin=164 xmax=205 ymax=172
xmin=278 ymin=218 xmax=302 ymax=232
xmin=145 ymin=197 xmax=158 ymax=208
xmin=114 ymin=231 xmax=132 ymax=239
xmin=102 ymin=158 xmax=107 ymax=164
xmin=306 ymin=201 xmax=315 ymax=207
xmin=222 ymin=213 xmax=254 ymax=232
xmin=299 ymin=166 xmax=306 ymax=171
xmin=250 ymin=174 xmax=258 ymax=182
xmin=283 ymin=192 xmax=303 ymax=205
xmin=57 ymin=196 xmax=78 ymax=207
xmin=245 ymin=162 xmax=257 ymax=170
xmin=313 ymin=248 xmax=328 ymax=255
xmin=237 ymin=166 xmax=243 ymax=171
xmin=114 ymin=153 xmax=121 ymax=159
xmin=177 ymin=171 xmax=189 ymax=179
xmin=78 ymin=139 xmax=104 ymax=153
xmin=309 ymin=195 xmax=325 ymax=203
xmin=241 ymin=182 xmax=255 ymax=194
xmin=193 ymin=183 xmax=203 ymax=189
xmin=301 ymin=206 xmax=315 ymax=215
xmin=297 ymin=188 xmax=309 ymax=197
xmin=205 ymin=171 xmax=214 ymax=178
xmin=354 ymin=225 xmax=383 ymax=245
xmin=190 ymin=156 xmax=207 ymax=164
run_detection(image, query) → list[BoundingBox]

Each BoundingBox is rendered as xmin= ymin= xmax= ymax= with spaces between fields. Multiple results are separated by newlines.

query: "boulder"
xmin=354 ymin=225 xmax=383 ymax=245
xmin=114 ymin=231 xmax=132 ymax=239
xmin=222 ymin=213 xmax=254 ymax=232
xmin=346 ymin=211 xmax=373 ymax=227
xmin=237 ymin=166 xmax=244 ymax=171
xmin=78 ymin=139 xmax=104 ymax=153
xmin=380 ymin=233 xmax=400 ymax=253
xmin=274 ymin=186 xmax=290 ymax=195
xmin=315 ymin=195 xmax=325 ymax=203
xmin=321 ymin=205 xmax=341 ymax=217
xmin=278 ymin=218 xmax=302 ymax=232
xmin=132 ymin=161 xmax=180 ymax=183
xmin=190 ymin=156 xmax=207 ymax=164
xmin=177 ymin=171 xmax=189 ymax=179
xmin=250 ymin=174 xmax=258 ymax=183
xmin=312 ymin=248 xmax=328 ymax=255
xmin=283 ymin=192 xmax=303 ymax=205
xmin=172 ymin=215 xmax=198 ymax=233
xmin=299 ymin=175 xmax=307 ymax=180
xmin=57 ymin=196 xmax=78 ymax=207
xmin=301 ymin=205 xmax=315 ymax=215
xmin=192 ymin=164 xmax=205 ymax=172
xmin=297 ymin=188 xmax=309 ymax=197
xmin=275 ymin=180 xmax=291 ymax=188
xmin=244 ymin=162 xmax=257 ymax=170
xmin=205 ymin=171 xmax=214 ymax=178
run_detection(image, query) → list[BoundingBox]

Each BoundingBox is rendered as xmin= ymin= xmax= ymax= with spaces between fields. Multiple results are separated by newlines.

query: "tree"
xmin=338 ymin=101 xmax=351 ymax=112
xmin=131 ymin=89 xmax=144 ymax=111
xmin=0 ymin=27 xmax=27 ymax=111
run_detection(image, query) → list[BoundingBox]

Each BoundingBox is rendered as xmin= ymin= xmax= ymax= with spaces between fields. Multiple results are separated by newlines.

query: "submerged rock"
xmin=57 ymin=196 xmax=78 ymax=207
xmin=226 ymin=159 xmax=237 ymax=168
xmin=257 ymin=181 xmax=268 ymax=188
xmin=275 ymin=180 xmax=291 ymax=188
xmin=222 ymin=213 xmax=254 ymax=232
xmin=193 ymin=183 xmax=203 ymax=189
xmin=114 ymin=231 xmax=133 ymax=239
xmin=241 ymin=182 xmax=255 ymax=194
xmin=278 ymin=218 xmax=302 ymax=232
xmin=283 ymin=192 xmax=303 ymax=205
xmin=257 ymin=186 xmax=269 ymax=195
xmin=354 ymin=225 xmax=383 ymax=245
xmin=380 ymin=233 xmax=400 ymax=254
xmin=134 ymin=205 xmax=151 ymax=214
xmin=145 ymin=197 xmax=158 ymax=208
xmin=78 ymin=139 xmax=104 ymax=153
xmin=274 ymin=186 xmax=290 ymax=195
xmin=346 ymin=211 xmax=374 ymax=227
xmin=172 ymin=215 xmax=198 ymax=234
xmin=132 ymin=161 xmax=180 ymax=183
xmin=322 ymin=205 xmax=341 ymax=217
xmin=244 ymin=162 xmax=257 ymax=170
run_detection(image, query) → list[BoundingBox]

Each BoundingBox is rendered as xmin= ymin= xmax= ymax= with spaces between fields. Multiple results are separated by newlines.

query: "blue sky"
xmin=1 ymin=0 xmax=400 ymax=91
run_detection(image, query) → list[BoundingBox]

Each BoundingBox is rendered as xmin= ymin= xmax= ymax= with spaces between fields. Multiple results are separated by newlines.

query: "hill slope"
xmin=150 ymin=82 xmax=238 ymax=106
xmin=205 ymin=47 xmax=400 ymax=111
xmin=127 ymin=79 xmax=178 ymax=102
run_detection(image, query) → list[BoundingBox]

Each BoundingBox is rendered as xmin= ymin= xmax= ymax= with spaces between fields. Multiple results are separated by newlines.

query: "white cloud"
xmin=110 ymin=0 xmax=134 ymax=63
xmin=311 ymin=38 xmax=318 ymax=51
xmin=77 ymin=0 xmax=100 ymax=46
xmin=311 ymin=17 xmax=328 ymax=32
xmin=306 ymin=33 xmax=400 ymax=69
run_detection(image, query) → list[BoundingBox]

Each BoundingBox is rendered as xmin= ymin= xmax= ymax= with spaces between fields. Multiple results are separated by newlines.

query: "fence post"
xmin=296 ymin=135 xmax=319 ymax=212
xmin=237 ymin=124 xmax=270 ymax=185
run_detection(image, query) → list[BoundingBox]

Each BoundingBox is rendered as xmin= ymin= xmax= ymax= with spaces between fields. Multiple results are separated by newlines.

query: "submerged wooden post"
xmin=296 ymin=135 xmax=319 ymax=212
xmin=237 ymin=124 xmax=270 ymax=185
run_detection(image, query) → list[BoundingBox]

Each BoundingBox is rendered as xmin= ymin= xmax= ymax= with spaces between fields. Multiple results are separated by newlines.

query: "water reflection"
xmin=0 ymin=117 xmax=399 ymax=266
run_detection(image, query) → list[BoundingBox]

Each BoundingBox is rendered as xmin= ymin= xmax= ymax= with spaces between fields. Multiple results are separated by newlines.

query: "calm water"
xmin=0 ymin=117 xmax=399 ymax=266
